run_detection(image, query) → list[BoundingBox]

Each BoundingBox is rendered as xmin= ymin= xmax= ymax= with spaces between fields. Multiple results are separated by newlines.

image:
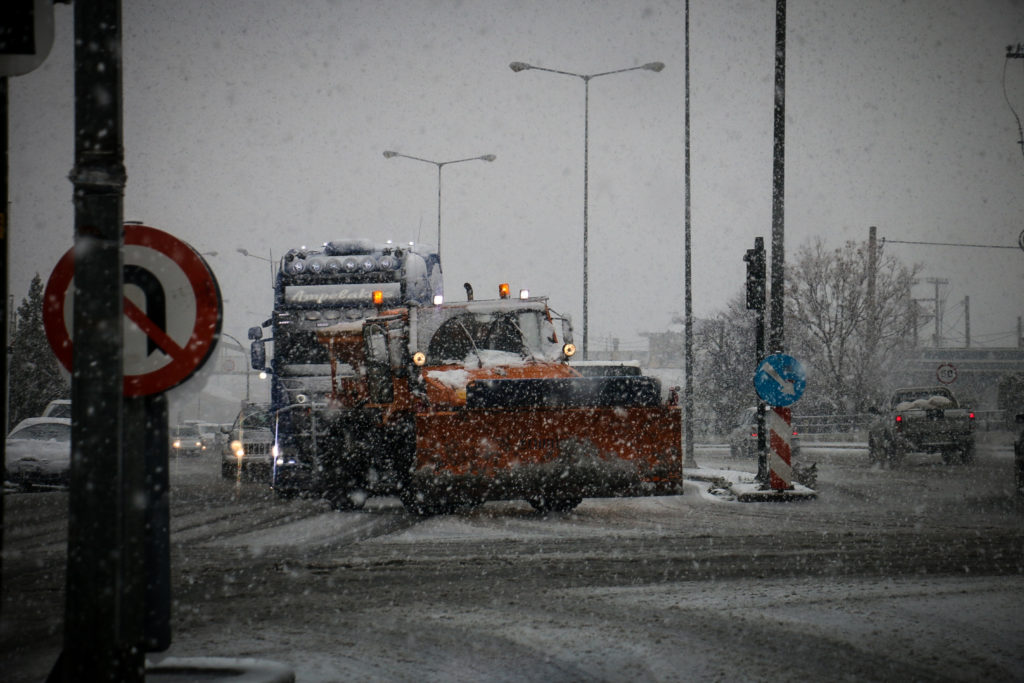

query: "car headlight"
xmin=173 ymin=440 xmax=181 ymax=448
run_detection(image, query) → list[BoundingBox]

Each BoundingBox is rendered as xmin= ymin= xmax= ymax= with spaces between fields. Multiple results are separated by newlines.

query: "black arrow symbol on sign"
xmin=124 ymin=264 xmax=166 ymax=356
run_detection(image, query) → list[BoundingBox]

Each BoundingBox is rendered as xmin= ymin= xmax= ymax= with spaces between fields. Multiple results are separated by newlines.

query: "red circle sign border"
xmin=43 ymin=224 xmax=223 ymax=396
xmin=936 ymin=363 xmax=958 ymax=385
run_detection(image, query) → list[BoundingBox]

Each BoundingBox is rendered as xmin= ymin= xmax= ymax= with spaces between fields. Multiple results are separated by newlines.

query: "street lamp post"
xmin=382 ymin=150 xmax=496 ymax=264
xmin=219 ymin=332 xmax=250 ymax=402
xmin=510 ymin=60 xmax=664 ymax=360
xmin=236 ymin=247 xmax=275 ymax=288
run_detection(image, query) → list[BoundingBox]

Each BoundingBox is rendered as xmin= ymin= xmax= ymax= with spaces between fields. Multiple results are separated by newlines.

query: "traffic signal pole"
xmin=744 ymin=237 xmax=767 ymax=483
xmin=768 ymin=0 xmax=787 ymax=355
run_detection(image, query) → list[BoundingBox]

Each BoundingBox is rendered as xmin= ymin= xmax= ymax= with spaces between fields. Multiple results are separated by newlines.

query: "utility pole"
xmin=925 ymin=277 xmax=948 ymax=348
xmin=866 ymin=226 xmax=879 ymax=355
xmin=964 ymin=296 xmax=970 ymax=348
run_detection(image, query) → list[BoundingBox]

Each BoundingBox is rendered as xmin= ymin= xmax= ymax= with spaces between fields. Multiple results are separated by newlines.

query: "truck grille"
xmin=244 ymin=442 xmax=271 ymax=455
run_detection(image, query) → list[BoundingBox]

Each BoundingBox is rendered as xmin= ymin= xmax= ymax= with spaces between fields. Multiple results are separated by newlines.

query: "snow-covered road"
xmin=4 ymin=439 xmax=1022 ymax=681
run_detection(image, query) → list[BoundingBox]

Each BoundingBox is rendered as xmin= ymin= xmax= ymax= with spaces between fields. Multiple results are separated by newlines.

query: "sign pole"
xmin=142 ymin=393 xmax=172 ymax=652
xmin=56 ymin=0 xmax=144 ymax=680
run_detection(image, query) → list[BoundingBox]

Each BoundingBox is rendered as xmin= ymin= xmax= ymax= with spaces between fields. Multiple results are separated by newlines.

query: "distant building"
xmin=889 ymin=347 xmax=1024 ymax=410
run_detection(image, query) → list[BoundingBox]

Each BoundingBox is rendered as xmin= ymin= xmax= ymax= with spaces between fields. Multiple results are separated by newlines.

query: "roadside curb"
xmin=685 ymin=466 xmax=817 ymax=502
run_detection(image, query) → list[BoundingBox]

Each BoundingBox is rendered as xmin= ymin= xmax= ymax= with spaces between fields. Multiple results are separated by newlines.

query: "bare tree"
xmin=785 ymin=237 xmax=920 ymax=414
xmin=692 ymin=292 xmax=758 ymax=434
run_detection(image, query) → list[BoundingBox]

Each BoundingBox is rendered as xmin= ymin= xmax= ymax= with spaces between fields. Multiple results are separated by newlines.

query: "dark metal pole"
xmin=142 ymin=393 xmax=171 ymax=652
xmin=752 ymin=237 xmax=768 ymax=484
xmin=768 ymin=0 xmax=786 ymax=354
xmin=582 ymin=77 xmax=590 ymax=360
xmin=57 ymin=0 xmax=141 ymax=679
xmin=436 ymin=163 xmax=443 ymax=262
xmin=683 ymin=0 xmax=695 ymax=468
xmin=0 ymin=75 xmax=8 ymax=586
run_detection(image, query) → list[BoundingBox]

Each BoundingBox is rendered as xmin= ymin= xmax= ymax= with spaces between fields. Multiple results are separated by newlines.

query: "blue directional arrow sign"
xmin=754 ymin=353 xmax=807 ymax=407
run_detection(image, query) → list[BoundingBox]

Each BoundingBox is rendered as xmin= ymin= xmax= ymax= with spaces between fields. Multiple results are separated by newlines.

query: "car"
xmin=221 ymin=403 xmax=275 ymax=479
xmin=191 ymin=421 xmax=224 ymax=451
xmin=41 ymin=399 xmax=72 ymax=419
xmin=171 ymin=423 xmax=206 ymax=456
xmin=5 ymin=417 xmax=72 ymax=489
xmin=727 ymin=406 xmax=801 ymax=459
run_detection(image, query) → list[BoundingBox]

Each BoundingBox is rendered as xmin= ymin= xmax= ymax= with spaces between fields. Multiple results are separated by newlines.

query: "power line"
xmin=882 ymin=237 xmax=1018 ymax=250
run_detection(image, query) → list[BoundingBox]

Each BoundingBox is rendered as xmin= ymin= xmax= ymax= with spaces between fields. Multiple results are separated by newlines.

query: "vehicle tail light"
xmin=968 ymin=412 xmax=975 ymax=420
xmin=372 ymin=290 xmax=384 ymax=306
xmin=895 ymin=414 xmax=903 ymax=430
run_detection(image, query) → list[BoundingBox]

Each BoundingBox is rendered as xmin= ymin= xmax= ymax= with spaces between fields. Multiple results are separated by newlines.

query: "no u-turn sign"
xmin=43 ymin=224 xmax=222 ymax=396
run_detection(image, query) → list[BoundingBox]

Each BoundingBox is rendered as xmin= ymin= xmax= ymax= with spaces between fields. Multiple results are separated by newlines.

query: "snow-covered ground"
xmin=5 ymin=441 xmax=1023 ymax=682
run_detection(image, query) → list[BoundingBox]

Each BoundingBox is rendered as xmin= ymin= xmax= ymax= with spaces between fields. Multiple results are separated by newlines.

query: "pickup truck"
xmin=867 ymin=386 xmax=975 ymax=466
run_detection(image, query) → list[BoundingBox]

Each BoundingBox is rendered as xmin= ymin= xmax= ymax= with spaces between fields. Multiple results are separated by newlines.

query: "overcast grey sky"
xmin=9 ymin=0 xmax=1024 ymax=355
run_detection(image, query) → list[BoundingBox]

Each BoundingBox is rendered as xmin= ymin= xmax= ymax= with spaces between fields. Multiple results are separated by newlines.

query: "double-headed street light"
xmin=510 ymin=60 xmax=664 ymax=359
xmin=382 ymin=150 xmax=496 ymax=264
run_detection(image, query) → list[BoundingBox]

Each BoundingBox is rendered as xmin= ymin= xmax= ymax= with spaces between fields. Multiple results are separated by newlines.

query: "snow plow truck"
xmin=270 ymin=285 xmax=683 ymax=514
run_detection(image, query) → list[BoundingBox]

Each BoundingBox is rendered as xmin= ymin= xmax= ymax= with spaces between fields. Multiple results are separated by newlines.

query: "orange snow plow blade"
xmin=411 ymin=388 xmax=682 ymax=506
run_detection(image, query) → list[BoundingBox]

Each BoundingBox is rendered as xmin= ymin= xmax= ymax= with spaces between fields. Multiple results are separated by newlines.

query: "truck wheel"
xmin=526 ymin=495 xmax=582 ymax=513
xmin=220 ymin=462 xmax=235 ymax=479
xmin=882 ymin=438 xmax=903 ymax=468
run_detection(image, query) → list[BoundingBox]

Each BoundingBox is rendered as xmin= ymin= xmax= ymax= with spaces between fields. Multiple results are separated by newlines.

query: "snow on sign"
xmin=753 ymin=353 xmax=807 ymax=407
xmin=43 ymin=224 xmax=222 ymax=396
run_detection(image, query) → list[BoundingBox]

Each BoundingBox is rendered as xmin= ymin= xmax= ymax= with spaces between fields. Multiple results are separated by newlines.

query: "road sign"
xmin=754 ymin=353 xmax=807 ymax=407
xmin=936 ymin=363 xmax=958 ymax=385
xmin=43 ymin=224 xmax=222 ymax=396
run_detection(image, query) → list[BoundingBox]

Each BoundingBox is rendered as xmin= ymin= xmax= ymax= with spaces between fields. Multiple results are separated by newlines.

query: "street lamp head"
xmin=509 ymin=61 xmax=532 ymax=73
xmin=383 ymin=150 xmax=398 ymax=159
xmin=236 ymin=248 xmax=250 ymax=256
xmin=480 ymin=154 xmax=497 ymax=162
xmin=643 ymin=62 xmax=665 ymax=72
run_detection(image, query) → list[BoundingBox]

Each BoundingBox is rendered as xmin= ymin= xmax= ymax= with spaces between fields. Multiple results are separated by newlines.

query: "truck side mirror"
xmin=248 ymin=326 xmax=263 ymax=341
xmin=250 ymin=340 xmax=266 ymax=371
xmin=561 ymin=318 xmax=574 ymax=345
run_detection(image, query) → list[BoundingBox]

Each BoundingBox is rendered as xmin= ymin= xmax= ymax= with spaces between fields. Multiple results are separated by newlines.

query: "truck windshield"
xmin=274 ymin=326 xmax=330 ymax=365
xmin=418 ymin=304 xmax=562 ymax=365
